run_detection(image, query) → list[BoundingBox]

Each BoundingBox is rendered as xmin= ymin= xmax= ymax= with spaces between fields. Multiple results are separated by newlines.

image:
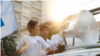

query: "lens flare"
xmin=40 ymin=49 xmax=45 ymax=55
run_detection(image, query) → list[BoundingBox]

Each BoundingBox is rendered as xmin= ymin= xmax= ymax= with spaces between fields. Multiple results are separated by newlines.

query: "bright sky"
xmin=94 ymin=14 xmax=100 ymax=22
xmin=52 ymin=0 xmax=100 ymax=22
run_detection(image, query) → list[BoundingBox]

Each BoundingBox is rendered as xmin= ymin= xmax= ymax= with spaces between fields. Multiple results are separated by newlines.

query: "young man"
xmin=16 ymin=20 xmax=53 ymax=56
xmin=40 ymin=24 xmax=56 ymax=56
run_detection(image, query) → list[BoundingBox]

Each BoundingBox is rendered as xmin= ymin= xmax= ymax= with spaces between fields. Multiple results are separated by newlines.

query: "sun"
xmin=51 ymin=0 xmax=70 ymax=22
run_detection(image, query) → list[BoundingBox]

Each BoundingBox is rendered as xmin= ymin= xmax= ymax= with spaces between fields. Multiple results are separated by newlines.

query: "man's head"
xmin=27 ymin=20 xmax=39 ymax=34
xmin=40 ymin=24 xmax=49 ymax=38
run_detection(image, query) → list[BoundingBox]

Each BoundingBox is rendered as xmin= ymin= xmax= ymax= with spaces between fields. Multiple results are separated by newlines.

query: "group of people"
xmin=16 ymin=20 xmax=65 ymax=56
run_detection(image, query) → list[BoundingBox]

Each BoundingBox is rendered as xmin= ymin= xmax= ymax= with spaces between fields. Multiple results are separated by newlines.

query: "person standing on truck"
xmin=40 ymin=24 xmax=56 ymax=56
xmin=16 ymin=20 xmax=53 ymax=56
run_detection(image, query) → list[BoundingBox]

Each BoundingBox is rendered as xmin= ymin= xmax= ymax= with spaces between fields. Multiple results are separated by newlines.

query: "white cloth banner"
xmin=0 ymin=0 xmax=18 ymax=39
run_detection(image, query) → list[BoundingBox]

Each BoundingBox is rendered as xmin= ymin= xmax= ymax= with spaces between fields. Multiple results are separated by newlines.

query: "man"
xmin=40 ymin=24 xmax=56 ymax=56
xmin=16 ymin=20 xmax=53 ymax=56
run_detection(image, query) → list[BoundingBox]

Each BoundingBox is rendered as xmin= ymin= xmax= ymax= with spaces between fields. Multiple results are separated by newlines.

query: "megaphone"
xmin=61 ymin=10 xmax=99 ymax=45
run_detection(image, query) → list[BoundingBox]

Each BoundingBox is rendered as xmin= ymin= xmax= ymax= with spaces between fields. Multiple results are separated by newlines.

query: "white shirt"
xmin=51 ymin=34 xmax=77 ymax=47
xmin=41 ymin=39 xmax=56 ymax=56
xmin=46 ymin=39 xmax=56 ymax=50
xmin=51 ymin=34 xmax=65 ymax=47
xmin=16 ymin=35 xmax=49 ymax=56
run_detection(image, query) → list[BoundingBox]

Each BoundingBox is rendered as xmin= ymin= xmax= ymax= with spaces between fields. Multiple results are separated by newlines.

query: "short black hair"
xmin=40 ymin=24 xmax=49 ymax=31
xmin=27 ymin=20 xmax=38 ymax=33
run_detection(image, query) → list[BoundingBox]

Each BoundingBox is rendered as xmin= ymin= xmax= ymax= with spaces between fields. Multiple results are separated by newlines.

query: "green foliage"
xmin=47 ymin=25 xmax=57 ymax=39
xmin=2 ymin=36 xmax=20 ymax=56
xmin=36 ymin=32 xmax=41 ymax=36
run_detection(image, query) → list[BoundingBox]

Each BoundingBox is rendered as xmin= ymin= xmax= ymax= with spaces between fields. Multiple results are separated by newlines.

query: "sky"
xmin=52 ymin=0 xmax=100 ymax=22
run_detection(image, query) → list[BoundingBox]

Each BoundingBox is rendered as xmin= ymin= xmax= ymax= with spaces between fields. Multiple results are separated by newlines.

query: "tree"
xmin=2 ymin=36 xmax=20 ymax=56
xmin=47 ymin=24 xmax=57 ymax=39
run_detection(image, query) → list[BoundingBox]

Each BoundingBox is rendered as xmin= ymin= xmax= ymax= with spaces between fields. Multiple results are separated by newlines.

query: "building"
xmin=11 ymin=1 xmax=56 ymax=42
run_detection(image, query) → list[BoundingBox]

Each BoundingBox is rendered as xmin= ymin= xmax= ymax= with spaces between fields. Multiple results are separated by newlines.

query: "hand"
xmin=16 ymin=42 xmax=28 ymax=54
xmin=47 ymin=44 xmax=66 ymax=55
xmin=1 ymin=49 xmax=5 ymax=56
xmin=57 ymin=44 xmax=66 ymax=53
xmin=23 ymin=42 xmax=32 ymax=48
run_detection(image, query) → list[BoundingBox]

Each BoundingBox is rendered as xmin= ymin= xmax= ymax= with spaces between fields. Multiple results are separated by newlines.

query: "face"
xmin=32 ymin=23 xmax=40 ymax=34
xmin=40 ymin=28 xmax=49 ymax=37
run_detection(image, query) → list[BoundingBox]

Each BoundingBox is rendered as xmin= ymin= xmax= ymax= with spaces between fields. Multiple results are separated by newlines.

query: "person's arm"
xmin=41 ymin=37 xmax=53 ymax=52
xmin=16 ymin=42 xmax=28 ymax=54
xmin=16 ymin=38 xmax=28 ymax=54
xmin=47 ymin=44 xmax=66 ymax=55
xmin=46 ymin=47 xmax=53 ymax=52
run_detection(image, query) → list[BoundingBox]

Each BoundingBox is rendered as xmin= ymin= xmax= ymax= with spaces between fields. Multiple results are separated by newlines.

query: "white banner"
xmin=0 ymin=0 xmax=18 ymax=39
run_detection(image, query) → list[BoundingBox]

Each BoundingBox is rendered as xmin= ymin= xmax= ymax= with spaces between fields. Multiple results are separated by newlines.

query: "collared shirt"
xmin=51 ymin=34 xmax=76 ymax=47
xmin=16 ymin=35 xmax=49 ymax=56
xmin=51 ymin=33 xmax=65 ymax=47
xmin=41 ymin=39 xmax=56 ymax=56
xmin=46 ymin=39 xmax=56 ymax=50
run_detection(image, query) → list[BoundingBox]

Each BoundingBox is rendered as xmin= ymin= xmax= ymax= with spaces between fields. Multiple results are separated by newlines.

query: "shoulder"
xmin=36 ymin=36 xmax=42 ymax=39
xmin=36 ymin=36 xmax=40 ymax=38
xmin=51 ymin=34 xmax=59 ymax=38
xmin=36 ymin=36 xmax=44 ymax=40
xmin=52 ymin=34 xmax=59 ymax=36
xmin=52 ymin=34 xmax=58 ymax=36
xmin=52 ymin=34 xmax=57 ymax=37
xmin=23 ymin=35 xmax=30 ymax=39
xmin=23 ymin=35 xmax=29 ymax=37
xmin=20 ymin=35 xmax=30 ymax=42
xmin=47 ymin=39 xmax=54 ymax=44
